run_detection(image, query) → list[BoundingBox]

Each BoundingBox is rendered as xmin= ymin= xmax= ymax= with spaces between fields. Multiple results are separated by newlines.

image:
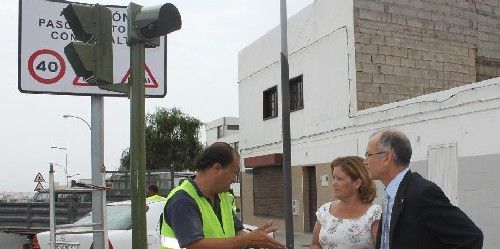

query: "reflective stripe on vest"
xmin=146 ymin=194 xmax=167 ymax=202
xmin=160 ymin=180 xmax=235 ymax=248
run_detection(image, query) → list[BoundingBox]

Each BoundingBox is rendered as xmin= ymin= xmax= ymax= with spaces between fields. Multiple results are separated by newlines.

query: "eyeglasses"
xmin=365 ymin=151 xmax=387 ymax=158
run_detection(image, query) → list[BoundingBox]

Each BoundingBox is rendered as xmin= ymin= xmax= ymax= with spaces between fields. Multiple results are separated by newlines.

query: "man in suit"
xmin=365 ymin=129 xmax=483 ymax=249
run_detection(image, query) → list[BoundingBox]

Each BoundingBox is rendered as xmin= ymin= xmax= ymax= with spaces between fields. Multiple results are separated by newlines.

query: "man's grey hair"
xmin=370 ymin=129 xmax=412 ymax=166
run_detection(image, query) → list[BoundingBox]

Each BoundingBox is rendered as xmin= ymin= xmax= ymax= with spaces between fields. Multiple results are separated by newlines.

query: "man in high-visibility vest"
xmin=160 ymin=142 xmax=285 ymax=249
xmin=146 ymin=184 xmax=167 ymax=201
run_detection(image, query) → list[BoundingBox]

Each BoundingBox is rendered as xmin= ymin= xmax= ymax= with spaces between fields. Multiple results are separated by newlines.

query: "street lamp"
xmin=50 ymin=146 xmax=68 ymax=186
xmin=63 ymin=114 xmax=91 ymax=130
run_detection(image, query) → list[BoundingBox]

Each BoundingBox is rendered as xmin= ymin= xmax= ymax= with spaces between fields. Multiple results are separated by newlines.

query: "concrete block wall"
xmin=354 ymin=0 xmax=500 ymax=110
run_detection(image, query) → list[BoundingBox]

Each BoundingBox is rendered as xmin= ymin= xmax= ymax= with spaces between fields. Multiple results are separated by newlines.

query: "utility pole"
xmin=280 ymin=0 xmax=294 ymax=248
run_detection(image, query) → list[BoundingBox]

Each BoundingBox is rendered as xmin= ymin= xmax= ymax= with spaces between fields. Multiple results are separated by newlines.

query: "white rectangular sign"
xmin=18 ymin=0 xmax=167 ymax=97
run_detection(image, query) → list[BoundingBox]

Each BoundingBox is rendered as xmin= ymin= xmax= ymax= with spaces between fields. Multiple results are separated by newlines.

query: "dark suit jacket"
xmin=375 ymin=170 xmax=483 ymax=249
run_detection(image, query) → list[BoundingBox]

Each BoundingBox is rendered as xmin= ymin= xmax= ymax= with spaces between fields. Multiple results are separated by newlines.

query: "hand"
xmin=259 ymin=220 xmax=278 ymax=235
xmin=244 ymin=221 xmax=286 ymax=249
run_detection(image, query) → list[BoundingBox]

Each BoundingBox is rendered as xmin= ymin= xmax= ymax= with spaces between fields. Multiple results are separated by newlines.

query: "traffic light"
xmin=62 ymin=4 xmax=113 ymax=85
xmin=128 ymin=3 xmax=182 ymax=47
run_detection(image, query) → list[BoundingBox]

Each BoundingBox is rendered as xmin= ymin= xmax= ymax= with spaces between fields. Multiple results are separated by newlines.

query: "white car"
xmin=33 ymin=200 xmax=263 ymax=249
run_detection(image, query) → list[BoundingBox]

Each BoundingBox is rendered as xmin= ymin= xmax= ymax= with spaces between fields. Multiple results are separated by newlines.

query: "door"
xmin=305 ymin=166 xmax=317 ymax=232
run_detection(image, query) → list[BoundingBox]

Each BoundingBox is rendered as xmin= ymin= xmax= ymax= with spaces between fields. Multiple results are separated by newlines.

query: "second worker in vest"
xmin=160 ymin=142 xmax=286 ymax=249
xmin=146 ymin=184 xmax=167 ymax=202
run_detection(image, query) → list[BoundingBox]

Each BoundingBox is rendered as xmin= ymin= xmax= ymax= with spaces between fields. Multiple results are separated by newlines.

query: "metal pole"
xmin=49 ymin=163 xmax=55 ymax=249
xmin=65 ymin=152 xmax=68 ymax=187
xmin=91 ymin=96 xmax=108 ymax=249
xmin=280 ymin=0 xmax=294 ymax=248
xmin=130 ymin=35 xmax=148 ymax=249
xmin=170 ymin=163 xmax=175 ymax=191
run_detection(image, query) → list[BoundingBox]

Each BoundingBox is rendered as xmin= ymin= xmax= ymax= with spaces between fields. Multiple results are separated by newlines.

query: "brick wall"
xmin=354 ymin=0 xmax=500 ymax=110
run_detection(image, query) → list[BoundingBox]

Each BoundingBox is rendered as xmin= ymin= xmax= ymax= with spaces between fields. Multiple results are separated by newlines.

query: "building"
xmin=205 ymin=117 xmax=240 ymax=151
xmin=238 ymin=0 xmax=500 ymax=247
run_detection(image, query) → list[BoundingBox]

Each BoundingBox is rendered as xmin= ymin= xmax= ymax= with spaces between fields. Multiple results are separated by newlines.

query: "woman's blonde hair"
xmin=330 ymin=156 xmax=376 ymax=203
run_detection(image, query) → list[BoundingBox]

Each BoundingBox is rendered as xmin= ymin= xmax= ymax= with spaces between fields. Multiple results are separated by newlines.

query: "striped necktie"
xmin=381 ymin=193 xmax=391 ymax=249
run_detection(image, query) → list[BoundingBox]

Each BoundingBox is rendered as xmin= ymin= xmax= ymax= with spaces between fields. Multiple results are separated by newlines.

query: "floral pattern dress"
xmin=316 ymin=202 xmax=381 ymax=249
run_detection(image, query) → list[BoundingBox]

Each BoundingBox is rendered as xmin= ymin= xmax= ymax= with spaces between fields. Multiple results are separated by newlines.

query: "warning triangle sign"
xmin=34 ymin=182 xmax=44 ymax=191
xmin=120 ymin=64 xmax=159 ymax=88
xmin=34 ymin=172 xmax=45 ymax=182
xmin=73 ymin=77 xmax=91 ymax=86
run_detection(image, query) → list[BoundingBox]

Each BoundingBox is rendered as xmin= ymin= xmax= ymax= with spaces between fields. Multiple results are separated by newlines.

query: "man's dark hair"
xmin=196 ymin=142 xmax=238 ymax=171
xmin=148 ymin=184 xmax=159 ymax=193
xmin=375 ymin=129 xmax=412 ymax=166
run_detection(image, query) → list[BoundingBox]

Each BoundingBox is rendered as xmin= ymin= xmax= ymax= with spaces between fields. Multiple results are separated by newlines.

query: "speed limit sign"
xmin=27 ymin=49 xmax=66 ymax=85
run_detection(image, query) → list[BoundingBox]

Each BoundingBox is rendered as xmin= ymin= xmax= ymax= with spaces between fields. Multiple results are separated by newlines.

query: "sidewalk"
xmin=274 ymin=231 xmax=312 ymax=248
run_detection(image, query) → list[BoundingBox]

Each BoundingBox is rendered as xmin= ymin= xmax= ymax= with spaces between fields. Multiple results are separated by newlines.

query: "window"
xmin=263 ymin=86 xmax=278 ymax=119
xmin=217 ymin=125 xmax=223 ymax=139
xmin=232 ymin=142 xmax=239 ymax=152
xmin=227 ymin=125 xmax=239 ymax=130
xmin=290 ymin=75 xmax=303 ymax=111
xmin=253 ymin=166 xmax=284 ymax=218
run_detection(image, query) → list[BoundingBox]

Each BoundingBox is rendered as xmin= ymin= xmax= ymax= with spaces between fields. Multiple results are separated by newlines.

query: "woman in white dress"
xmin=310 ymin=156 xmax=381 ymax=249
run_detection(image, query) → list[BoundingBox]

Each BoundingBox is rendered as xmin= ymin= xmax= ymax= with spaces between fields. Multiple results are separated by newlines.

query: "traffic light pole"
xmin=129 ymin=41 xmax=148 ymax=249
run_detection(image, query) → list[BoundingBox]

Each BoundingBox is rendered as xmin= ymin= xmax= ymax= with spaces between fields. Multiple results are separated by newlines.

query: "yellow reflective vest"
xmin=160 ymin=180 xmax=235 ymax=249
xmin=146 ymin=194 xmax=167 ymax=202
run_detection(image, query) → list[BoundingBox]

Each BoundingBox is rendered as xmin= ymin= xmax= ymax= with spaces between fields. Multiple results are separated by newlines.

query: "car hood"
xmin=37 ymin=229 xmax=133 ymax=249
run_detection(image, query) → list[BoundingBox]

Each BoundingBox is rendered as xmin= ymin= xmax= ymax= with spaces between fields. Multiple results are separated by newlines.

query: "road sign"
xmin=34 ymin=182 xmax=44 ymax=191
xmin=120 ymin=64 xmax=159 ymax=88
xmin=18 ymin=0 xmax=167 ymax=97
xmin=34 ymin=172 xmax=46 ymax=182
xmin=27 ymin=49 xmax=67 ymax=85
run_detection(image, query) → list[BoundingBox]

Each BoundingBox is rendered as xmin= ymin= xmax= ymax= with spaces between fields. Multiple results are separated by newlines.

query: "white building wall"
xmin=239 ymin=0 xmax=356 ymax=154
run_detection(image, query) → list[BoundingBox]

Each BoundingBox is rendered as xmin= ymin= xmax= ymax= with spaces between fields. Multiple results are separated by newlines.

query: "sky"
xmin=0 ymin=0 xmax=314 ymax=192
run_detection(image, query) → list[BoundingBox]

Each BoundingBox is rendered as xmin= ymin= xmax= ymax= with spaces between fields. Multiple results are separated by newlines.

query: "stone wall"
xmin=354 ymin=0 xmax=500 ymax=110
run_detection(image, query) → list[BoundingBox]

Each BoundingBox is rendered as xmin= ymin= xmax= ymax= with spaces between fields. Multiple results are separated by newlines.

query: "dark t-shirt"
xmin=164 ymin=179 xmax=243 ymax=248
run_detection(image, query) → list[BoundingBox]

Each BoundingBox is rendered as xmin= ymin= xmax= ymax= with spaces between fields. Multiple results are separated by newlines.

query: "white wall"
xmin=239 ymin=0 xmax=356 ymax=155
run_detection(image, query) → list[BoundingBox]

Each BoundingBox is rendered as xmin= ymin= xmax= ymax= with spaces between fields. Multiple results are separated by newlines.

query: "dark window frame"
xmin=216 ymin=125 xmax=223 ymax=139
xmin=289 ymin=75 xmax=304 ymax=112
xmin=263 ymin=86 xmax=278 ymax=120
xmin=232 ymin=142 xmax=239 ymax=153
xmin=227 ymin=125 xmax=239 ymax=130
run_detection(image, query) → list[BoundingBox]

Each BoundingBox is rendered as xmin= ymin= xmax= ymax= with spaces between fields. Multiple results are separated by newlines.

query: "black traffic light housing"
xmin=128 ymin=3 xmax=182 ymax=48
xmin=62 ymin=4 xmax=113 ymax=85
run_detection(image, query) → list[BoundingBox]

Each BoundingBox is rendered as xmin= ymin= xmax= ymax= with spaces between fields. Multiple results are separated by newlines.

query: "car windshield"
xmin=74 ymin=204 xmax=132 ymax=230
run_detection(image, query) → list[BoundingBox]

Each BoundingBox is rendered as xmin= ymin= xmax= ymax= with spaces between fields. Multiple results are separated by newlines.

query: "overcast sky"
xmin=0 ymin=0 xmax=313 ymax=192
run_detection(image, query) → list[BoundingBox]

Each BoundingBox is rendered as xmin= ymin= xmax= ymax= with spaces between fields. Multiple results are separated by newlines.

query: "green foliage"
xmin=119 ymin=107 xmax=203 ymax=171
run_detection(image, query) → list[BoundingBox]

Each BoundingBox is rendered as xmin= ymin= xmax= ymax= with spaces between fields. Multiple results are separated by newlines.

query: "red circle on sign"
xmin=28 ymin=49 xmax=66 ymax=84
